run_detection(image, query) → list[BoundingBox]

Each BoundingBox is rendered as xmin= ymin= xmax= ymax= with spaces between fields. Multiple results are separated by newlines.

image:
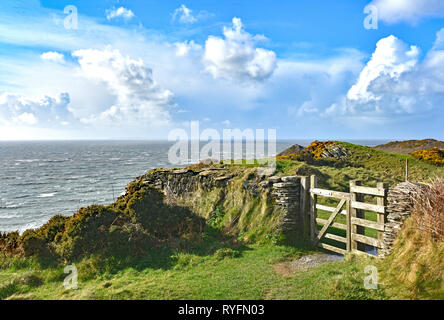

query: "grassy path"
xmin=0 ymin=245 xmax=387 ymax=300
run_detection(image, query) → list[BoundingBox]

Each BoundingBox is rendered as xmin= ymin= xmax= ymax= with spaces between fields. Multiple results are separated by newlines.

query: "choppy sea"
xmin=0 ymin=140 xmax=388 ymax=233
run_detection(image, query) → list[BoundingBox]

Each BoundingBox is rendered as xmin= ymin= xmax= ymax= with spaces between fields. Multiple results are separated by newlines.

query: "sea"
xmin=0 ymin=140 xmax=388 ymax=233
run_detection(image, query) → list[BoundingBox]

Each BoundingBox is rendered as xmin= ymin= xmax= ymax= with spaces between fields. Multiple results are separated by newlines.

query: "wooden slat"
xmin=352 ymin=233 xmax=382 ymax=248
xmin=310 ymin=188 xmax=350 ymax=200
xmin=316 ymin=199 xmax=347 ymax=243
xmin=316 ymin=204 xmax=346 ymax=216
xmin=316 ymin=218 xmax=347 ymax=230
xmin=317 ymin=242 xmax=347 ymax=255
xmin=324 ymin=233 xmax=347 ymax=243
xmin=350 ymin=185 xmax=385 ymax=197
xmin=350 ymin=180 xmax=365 ymax=251
xmin=351 ymin=201 xmax=385 ymax=214
xmin=351 ymin=217 xmax=385 ymax=231
xmin=346 ymin=199 xmax=351 ymax=251
xmin=352 ymin=249 xmax=378 ymax=259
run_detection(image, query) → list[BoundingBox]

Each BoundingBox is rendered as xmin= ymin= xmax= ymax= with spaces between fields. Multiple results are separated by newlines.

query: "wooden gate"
xmin=309 ymin=175 xmax=387 ymax=257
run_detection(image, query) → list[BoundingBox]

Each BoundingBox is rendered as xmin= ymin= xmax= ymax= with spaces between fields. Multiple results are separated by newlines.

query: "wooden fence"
xmin=308 ymin=175 xmax=388 ymax=257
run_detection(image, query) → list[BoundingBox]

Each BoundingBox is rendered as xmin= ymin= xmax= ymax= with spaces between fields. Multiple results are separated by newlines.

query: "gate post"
xmin=300 ymin=176 xmax=310 ymax=240
xmin=309 ymin=175 xmax=318 ymax=243
xmin=377 ymin=182 xmax=388 ymax=246
xmin=350 ymin=180 xmax=366 ymax=251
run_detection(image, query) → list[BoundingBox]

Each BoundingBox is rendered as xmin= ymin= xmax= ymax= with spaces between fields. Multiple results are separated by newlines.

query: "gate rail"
xmin=309 ymin=175 xmax=388 ymax=257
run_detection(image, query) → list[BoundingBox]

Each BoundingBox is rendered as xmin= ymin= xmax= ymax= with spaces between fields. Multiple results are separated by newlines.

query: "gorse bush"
xmin=412 ymin=148 xmax=444 ymax=165
xmin=0 ymin=181 xmax=205 ymax=262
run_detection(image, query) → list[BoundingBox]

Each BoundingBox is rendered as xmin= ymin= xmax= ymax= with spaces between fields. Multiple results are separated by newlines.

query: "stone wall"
xmin=135 ymin=168 xmax=304 ymax=236
xmin=380 ymin=182 xmax=420 ymax=257
xmin=136 ymin=169 xmax=424 ymax=253
xmin=270 ymin=176 xmax=302 ymax=233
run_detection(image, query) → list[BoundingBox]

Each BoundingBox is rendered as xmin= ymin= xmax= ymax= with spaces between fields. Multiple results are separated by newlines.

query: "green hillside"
xmin=0 ymin=141 xmax=443 ymax=300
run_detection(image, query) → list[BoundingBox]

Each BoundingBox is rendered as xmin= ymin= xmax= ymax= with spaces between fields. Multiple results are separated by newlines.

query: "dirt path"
xmin=273 ymin=253 xmax=343 ymax=277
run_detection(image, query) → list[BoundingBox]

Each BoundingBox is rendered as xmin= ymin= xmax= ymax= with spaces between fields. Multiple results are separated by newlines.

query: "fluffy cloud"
xmin=203 ymin=18 xmax=277 ymax=81
xmin=331 ymin=32 xmax=444 ymax=119
xmin=347 ymin=35 xmax=420 ymax=102
xmin=174 ymin=40 xmax=202 ymax=57
xmin=72 ymin=48 xmax=174 ymax=125
xmin=106 ymin=7 xmax=135 ymax=21
xmin=40 ymin=51 xmax=65 ymax=64
xmin=0 ymin=92 xmax=71 ymax=126
xmin=369 ymin=0 xmax=444 ymax=24
xmin=172 ymin=5 xmax=196 ymax=24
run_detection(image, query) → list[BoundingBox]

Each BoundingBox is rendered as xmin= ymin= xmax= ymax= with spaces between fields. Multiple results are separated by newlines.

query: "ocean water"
xmin=0 ymin=140 xmax=388 ymax=233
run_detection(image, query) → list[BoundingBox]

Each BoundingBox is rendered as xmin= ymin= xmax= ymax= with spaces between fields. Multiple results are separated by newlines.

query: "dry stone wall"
xmin=380 ymin=182 xmax=420 ymax=257
xmin=137 ymin=168 xmax=304 ymax=235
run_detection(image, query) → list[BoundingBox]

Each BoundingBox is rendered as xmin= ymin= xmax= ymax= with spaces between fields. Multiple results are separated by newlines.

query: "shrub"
xmin=55 ymin=205 xmax=121 ymax=260
xmin=38 ymin=215 xmax=68 ymax=243
xmin=0 ymin=231 xmax=21 ymax=255
xmin=107 ymin=223 xmax=151 ymax=257
xmin=208 ymin=206 xmax=225 ymax=229
xmin=412 ymin=148 xmax=444 ymax=165
xmin=19 ymin=230 xmax=48 ymax=257
xmin=381 ymin=178 xmax=444 ymax=299
xmin=412 ymin=178 xmax=444 ymax=241
xmin=213 ymin=248 xmax=241 ymax=260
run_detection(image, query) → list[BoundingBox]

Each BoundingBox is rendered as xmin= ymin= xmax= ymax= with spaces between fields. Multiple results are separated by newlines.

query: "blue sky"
xmin=0 ymin=0 xmax=443 ymax=140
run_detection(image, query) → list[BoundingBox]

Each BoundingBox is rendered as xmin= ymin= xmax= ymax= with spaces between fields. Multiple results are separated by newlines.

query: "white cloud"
xmin=172 ymin=5 xmax=196 ymax=24
xmin=332 ymin=32 xmax=444 ymax=120
xmin=13 ymin=112 xmax=37 ymax=125
xmin=0 ymin=92 xmax=71 ymax=126
xmin=40 ymin=51 xmax=65 ymax=64
xmin=72 ymin=48 xmax=174 ymax=125
xmin=174 ymin=40 xmax=202 ymax=57
xmin=171 ymin=5 xmax=211 ymax=24
xmin=106 ymin=7 xmax=135 ymax=21
xmin=347 ymin=35 xmax=420 ymax=102
xmin=203 ymin=18 xmax=277 ymax=81
xmin=369 ymin=0 xmax=444 ymax=24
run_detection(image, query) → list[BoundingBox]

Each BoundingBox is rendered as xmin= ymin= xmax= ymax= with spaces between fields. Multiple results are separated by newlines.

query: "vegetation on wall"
xmin=381 ymin=178 xmax=444 ymax=299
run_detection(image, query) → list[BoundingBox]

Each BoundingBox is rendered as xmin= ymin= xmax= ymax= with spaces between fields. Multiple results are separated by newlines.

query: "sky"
xmin=0 ymin=0 xmax=443 ymax=140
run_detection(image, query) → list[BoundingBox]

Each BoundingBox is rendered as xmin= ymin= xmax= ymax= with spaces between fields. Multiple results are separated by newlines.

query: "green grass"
xmin=275 ymin=141 xmax=444 ymax=191
xmin=0 ymin=243 xmax=389 ymax=300
xmin=1 ymin=141 xmax=441 ymax=300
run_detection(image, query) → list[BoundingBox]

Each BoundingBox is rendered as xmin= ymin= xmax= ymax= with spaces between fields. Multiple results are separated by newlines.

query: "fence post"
xmin=350 ymin=180 xmax=365 ymax=252
xmin=310 ymin=175 xmax=318 ymax=243
xmin=376 ymin=182 xmax=388 ymax=248
xmin=300 ymin=176 xmax=310 ymax=240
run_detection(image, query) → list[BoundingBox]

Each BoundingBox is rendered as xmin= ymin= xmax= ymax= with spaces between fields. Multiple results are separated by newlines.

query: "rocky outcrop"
xmin=278 ymin=144 xmax=305 ymax=156
xmin=318 ymin=144 xmax=349 ymax=159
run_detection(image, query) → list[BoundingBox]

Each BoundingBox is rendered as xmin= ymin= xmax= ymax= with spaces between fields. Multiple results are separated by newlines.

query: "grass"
xmin=1 ymin=141 xmax=442 ymax=300
xmin=275 ymin=141 xmax=444 ymax=191
xmin=0 ymin=242 xmax=389 ymax=300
